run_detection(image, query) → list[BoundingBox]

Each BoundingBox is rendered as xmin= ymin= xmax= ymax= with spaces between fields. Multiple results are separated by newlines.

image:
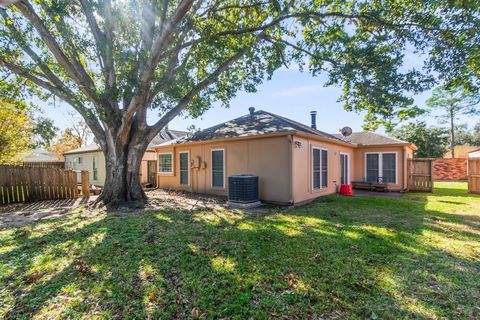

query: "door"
xmin=147 ymin=160 xmax=157 ymax=187
xmin=340 ymin=153 xmax=350 ymax=185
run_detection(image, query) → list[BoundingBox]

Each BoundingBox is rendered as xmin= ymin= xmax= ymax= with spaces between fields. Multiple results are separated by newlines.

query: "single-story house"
xmin=468 ymin=148 xmax=480 ymax=158
xmin=153 ymin=109 xmax=416 ymax=205
xmin=64 ymin=129 xmax=187 ymax=186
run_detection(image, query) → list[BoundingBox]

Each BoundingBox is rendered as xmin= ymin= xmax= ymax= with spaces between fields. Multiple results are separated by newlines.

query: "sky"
xmin=37 ymin=64 xmax=479 ymax=136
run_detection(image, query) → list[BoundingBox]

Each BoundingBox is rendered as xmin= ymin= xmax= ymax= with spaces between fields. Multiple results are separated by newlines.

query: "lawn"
xmin=0 ymin=182 xmax=479 ymax=319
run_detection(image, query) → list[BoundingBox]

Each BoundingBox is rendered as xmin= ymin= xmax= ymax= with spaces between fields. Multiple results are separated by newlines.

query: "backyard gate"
xmin=468 ymin=158 xmax=480 ymax=194
xmin=407 ymin=158 xmax=434 ymax=192
xmin=0 ymin=165 xmax=79 ymax=205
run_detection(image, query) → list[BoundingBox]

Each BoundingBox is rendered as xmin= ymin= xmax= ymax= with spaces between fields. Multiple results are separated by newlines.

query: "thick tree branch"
xmin=15 ymin=0 xmax=104 ymax=107
xmin=119 ymin=0 xmax=195 ymax=141
xmin=1 ymin=59 xmax=106 ymax=143
xmin=79 ymin=0 xmax=108 ymax=79
xmin=147 ymin=35 xmax=264 ymax=141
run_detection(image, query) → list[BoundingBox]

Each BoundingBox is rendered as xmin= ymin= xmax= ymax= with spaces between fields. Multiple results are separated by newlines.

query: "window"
xmin=78 ymin=157 xmax=82 ymax=164
xmin=93 ymin=156 xmax=98 ymax=181
xmin=312 ymin=148 xmax=328 ymax=190
xmin=366 ymin=154 xmax=379 ymax=182
xmin=158 ymin=153 xmax=173 ymax=173
xmin=382 ymin=153 xmax=396 ymax=183
xmin=365 ymin=152 xmax=397 ymax=183
xmin=179 ymin=152 xmax=189 ymax=185
xmin=211 ymin=149 xmax=225 ymax=188
xmin=340 ymin=153 xmax=349 ymax=185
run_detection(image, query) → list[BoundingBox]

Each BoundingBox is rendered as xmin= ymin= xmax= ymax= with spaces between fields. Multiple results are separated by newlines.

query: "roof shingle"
xmin=332 ymin=132 xmax=410 ymax=146
xmin=168 ymin=110 xmax=346 ymax=145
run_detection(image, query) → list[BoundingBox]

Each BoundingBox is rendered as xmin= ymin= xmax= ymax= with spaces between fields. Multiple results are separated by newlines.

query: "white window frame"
xmin=211 ymin=148 xmax=225 ymax=189
xmin=340 ymin=152 xmax=351 ymax=185
xmin=158 ymin=152 xmax=174 ymax=175
xmin=364 ymin=152 xmax=398 ymax=184
xmin=311 ymin=147 xmax=328 ymax=191
xmin=92 ymin=156 xmax=98 ymax=181
xmin=179 ymin=151 xmax=190 ymax=186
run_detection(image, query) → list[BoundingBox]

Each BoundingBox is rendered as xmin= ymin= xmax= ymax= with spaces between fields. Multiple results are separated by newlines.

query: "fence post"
xmin=81 ymin=171 xmax=90 ymax=197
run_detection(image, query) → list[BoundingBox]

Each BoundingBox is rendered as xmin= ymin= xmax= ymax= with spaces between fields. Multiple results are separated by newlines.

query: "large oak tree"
xmin=1 ymin=0 xmax=478 ymax=205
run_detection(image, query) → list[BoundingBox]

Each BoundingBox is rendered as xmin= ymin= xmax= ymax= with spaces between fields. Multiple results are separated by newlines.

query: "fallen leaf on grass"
xmin=75 ymin=259 xmax=93 ymax=274
xmin=25 ymin=271 xmax=44 ymax=284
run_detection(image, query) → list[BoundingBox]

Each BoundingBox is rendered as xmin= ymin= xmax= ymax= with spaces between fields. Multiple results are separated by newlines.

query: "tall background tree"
xmin=1 ymin=1 xmax=479 ymax=205
xmin=31 ymin=116 xmax=58 ymax=148
xmin=426 ymin=85 xmax=480 ymax=158
xmin=392 ymin=121 xmax=449 ymax=158
xmin=0 ymin=100 xmax=33 ymax=163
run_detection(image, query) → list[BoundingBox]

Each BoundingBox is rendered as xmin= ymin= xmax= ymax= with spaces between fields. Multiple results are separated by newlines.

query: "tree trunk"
xmin=95 ymin=132 xmax=149 ymax=207
xmin=450 ymin=108 xmax=455 ymax=158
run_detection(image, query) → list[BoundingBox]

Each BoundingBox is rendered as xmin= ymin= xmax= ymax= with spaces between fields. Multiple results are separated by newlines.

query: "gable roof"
xmin=148 ymin=129 xmax=188 ymax=150
xmin=63 ymin=143 xmax=101 ymax=155
xmin=64 ymin=129 xmax=187 ymax=155
xmin=332 ymin=131 xmax=412 ymax=147
xmin=163 ymin=110 xmax=348 ymax=145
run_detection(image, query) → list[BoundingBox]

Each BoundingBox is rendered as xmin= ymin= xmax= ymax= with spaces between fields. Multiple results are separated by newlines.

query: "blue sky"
xmin=38 ymin=65 xmax=478 ymax=136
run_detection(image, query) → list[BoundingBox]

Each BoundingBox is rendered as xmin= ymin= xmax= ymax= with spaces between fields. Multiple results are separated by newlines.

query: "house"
xmin=153 ymin=109 xmax=416 ymax=205
xmin=443 ymin=145 xmax=478 ymax=158
xmin=17 ymin=148 xmax=64 ymax=162
xmin=468 ymin=148 xmax=480 ymax=158
xmin=64 ymin=129 xmax=187 ymax=186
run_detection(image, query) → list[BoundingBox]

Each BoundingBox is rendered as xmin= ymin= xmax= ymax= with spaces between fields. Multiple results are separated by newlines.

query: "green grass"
xmin=1 ymin=182 xmax=479 ymax=319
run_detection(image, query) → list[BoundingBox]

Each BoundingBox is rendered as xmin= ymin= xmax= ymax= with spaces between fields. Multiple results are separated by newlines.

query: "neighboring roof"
xmin=444 ymin=145 xmax=479 ymax=158
xmin=333 ymin=132 xmax=413 ymax=147
xmin=160 ymin=110 xmax=347 ymax=146
xmin=17 ymin=148 xmax=63 ymax=162
xmin=147 ymin=129 xmax=188 ymax=150
xmin=63 ymin=129 xmax=188 ymax=155
xmin=468 ymin=148 xmax=480 ymax=154
xmin=63 ymin=143 xmax=101 ymax=155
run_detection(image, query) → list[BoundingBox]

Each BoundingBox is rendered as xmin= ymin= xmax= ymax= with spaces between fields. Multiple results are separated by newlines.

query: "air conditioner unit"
xmin=227 ymin=174 xmax=261 ymax=208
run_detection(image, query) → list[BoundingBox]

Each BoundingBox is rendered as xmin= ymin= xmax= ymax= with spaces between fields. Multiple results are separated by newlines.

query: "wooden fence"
xmin=407 ymin=158 xmax=434 ymax=192
xmin=20 ymin=161 xmax=65 ymax=169
xmin=0 ymin=165 xmax=86 ymax=205
xmin=468 ymin=158 xmax=480 ymax=194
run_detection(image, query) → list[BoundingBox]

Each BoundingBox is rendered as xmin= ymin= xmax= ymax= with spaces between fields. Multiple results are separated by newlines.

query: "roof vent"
xmin=249 ymin=107 xmax=255 ymax=115
xmin=310 ymin=111 xmax=317 ymax=129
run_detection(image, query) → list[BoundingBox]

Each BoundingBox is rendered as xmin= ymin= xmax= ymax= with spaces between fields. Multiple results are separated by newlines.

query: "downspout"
xmin=288 ymin=134 xmax=294 ymax=205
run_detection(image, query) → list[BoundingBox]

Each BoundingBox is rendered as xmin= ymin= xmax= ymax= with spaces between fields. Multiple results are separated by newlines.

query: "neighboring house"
xmin=443 ymin=145 xmax=478 ymax=158
xmin=17 ymin=148 xmax=64 ymax=162
xmin=153 ymin=109 xmax=416 ymax=205
xmin=468 ymin=148 xmax=480 ymax=158
xmin=64 ymin=129 xmax=187 ymax=186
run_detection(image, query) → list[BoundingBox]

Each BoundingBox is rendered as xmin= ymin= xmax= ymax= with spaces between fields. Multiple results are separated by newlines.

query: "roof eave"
xmin=63 ymin=148 xmax=102 ymax=155
xmin=153 ymin=130 xmax=296 ymax=149
xmin=356 ymin=142 xmax=417 ymax=150
xmin=294 ymin=132 xmax=357 ymax=147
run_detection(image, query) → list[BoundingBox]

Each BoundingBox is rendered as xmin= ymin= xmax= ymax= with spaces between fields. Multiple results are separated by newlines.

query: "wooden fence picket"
xmin=0 ymin=165 xmax=83 ymax=205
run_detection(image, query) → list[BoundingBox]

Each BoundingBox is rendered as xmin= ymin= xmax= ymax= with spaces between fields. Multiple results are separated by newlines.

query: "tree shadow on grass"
xmin=1 ymin=185 xmax=479 ymax=319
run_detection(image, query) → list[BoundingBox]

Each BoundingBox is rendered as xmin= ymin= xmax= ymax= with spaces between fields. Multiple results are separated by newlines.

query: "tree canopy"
xmin=426 ymin=85 xmax=480 ymax=157
xmin=0 ymin=100 xmax=33 ymax=163
xmin=1 ymin=0 xmax=479 ymax=204
xmin=32 ymin=116 xmax=58 ymax=148
xmin=392 ymin=121 xmax=449 ymax=158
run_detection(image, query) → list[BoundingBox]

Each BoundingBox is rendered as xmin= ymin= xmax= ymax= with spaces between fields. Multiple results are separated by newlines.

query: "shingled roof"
xmin=166 ymin=110 xmax=347 ymax=145
xmin=64 ymin=129 xmax=188 ymax=155
xmin=332 ymin=131 xmax=411 ymax=146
